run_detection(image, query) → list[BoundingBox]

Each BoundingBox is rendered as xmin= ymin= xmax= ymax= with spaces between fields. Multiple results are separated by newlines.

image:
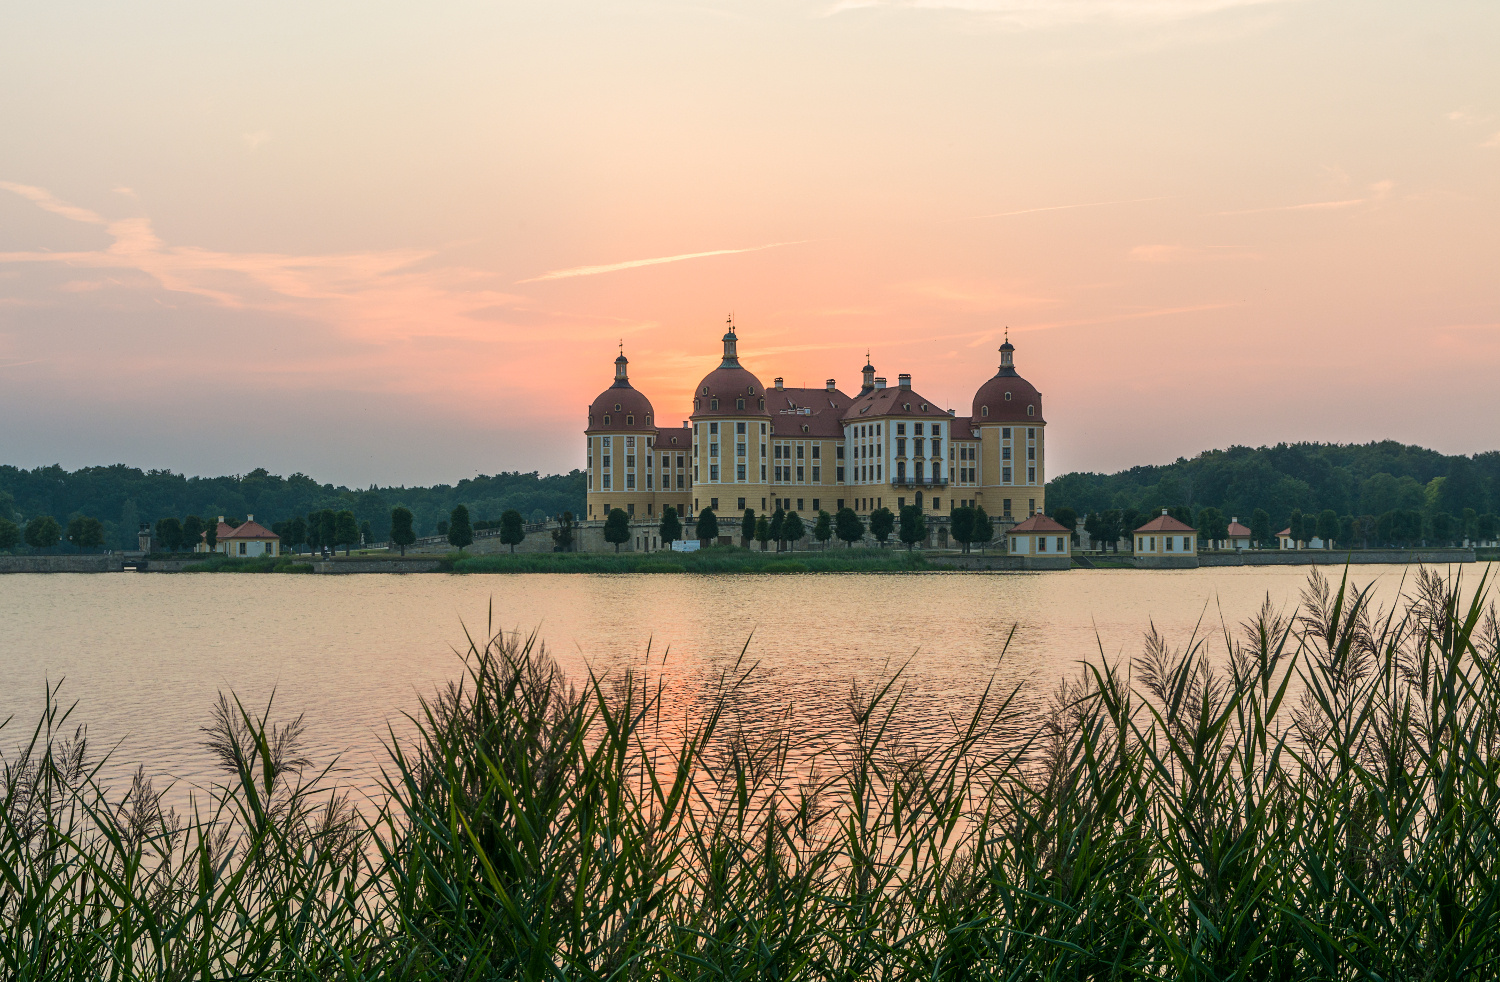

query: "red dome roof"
xmin=586 ymin=353 xmax=656 ymax=432
xmin=689 ymin=328 xmax=769 ymax=419
xmin=971 ymin=339 xmax=1044 ymax=424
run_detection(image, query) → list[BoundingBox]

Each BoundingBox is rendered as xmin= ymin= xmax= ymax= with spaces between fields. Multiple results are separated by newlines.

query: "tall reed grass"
xmin=4 ymin=567 xmax=1499 ymax=979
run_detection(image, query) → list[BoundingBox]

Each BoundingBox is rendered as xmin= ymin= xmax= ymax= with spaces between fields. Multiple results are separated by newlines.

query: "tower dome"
xmin=971 ymin=335 xmax=1044 ymax=423
xmin=586 ymin=348 xmax=655 ymax=432
xmin=690 ymin=320 xmax=767 ymax=418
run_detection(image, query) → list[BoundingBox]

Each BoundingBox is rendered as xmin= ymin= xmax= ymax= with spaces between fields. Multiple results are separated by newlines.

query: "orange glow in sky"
xmin=1 ymin=1 xmax=1496 ymax=484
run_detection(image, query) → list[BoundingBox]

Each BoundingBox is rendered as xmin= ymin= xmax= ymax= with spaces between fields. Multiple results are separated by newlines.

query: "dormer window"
xmin=982 ymin=406 xmax=989 ymax=417
xmin=1004 ymin=392 xmax=1012 ymax=401
xmin=702 ymin=386 xmax=709 ymax=395
xmin=748 ymin=386 xmax=755 ymax=394
xmin=626 ymin=415 xmax=634 ymax=425
xmin=921 ymin=404 xmax=928 ymax=411
xmin=711 ymin=398 xmax=719 ymax=410
xmin=603 ymin=414 xmax=611 ymax=425
xmin=903 ymin=403 xmax=910 ymax=411
xmin=645 ymin=414 xmax=651 ymax=424
xmin=1027 ymin=405 xmax=1035 ymax=416
xmin=802 ymin=425 xmax=809 ymax=433
xmin=736 ymin=398 xmax=745 ymax=410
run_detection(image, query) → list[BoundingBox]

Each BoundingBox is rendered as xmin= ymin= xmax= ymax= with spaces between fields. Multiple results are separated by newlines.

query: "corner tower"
xmin=585 ymin=347 xmax=659 ymax=523
xmin=970 ymin=332 xmax=1047 ymax=522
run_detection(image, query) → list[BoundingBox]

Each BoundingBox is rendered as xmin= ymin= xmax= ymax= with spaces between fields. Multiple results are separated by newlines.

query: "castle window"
xmin=1002 ymin=428 xmax=1011 ymax=439
xmin=802 ymin=425 xmax=809 ymax=433
xmin=737 ymin=421 xmax=746 ymax=434
xmin=736 ymin=398 xmax=745 ymax=410
xmin=703 ymin=386 xmax=709 ymax=395
xmin=896 ymin=424 xmax=905 ymax=435
xmin=812 ymin=444 xmax=820 ymax=458
xmin=1004 ymin=392 xmax=1012 ymax=401
xmin=709 ymin=422 xmax=718 ymax=433
xmin=1027 ymin=405 xmax=1035 ymax=416
xmin=982 ymin=406 xmax=989 ymax=417
xmin=711 ymin=399 xmax=719 ymax=410
xmin=626 ymin=415 xmax=633 ymax=425
xmin=615 ymin=403 xmax=622 ymax=411
xmin=603 ymin=414 xmax=610 ymax=425
xmin=646 ymin=414 xmax=651 ymax=424
xmin=921 ymin=404 xmax=928 ymax=411
xmin=748 ymin=386 xmax=755 ymax=394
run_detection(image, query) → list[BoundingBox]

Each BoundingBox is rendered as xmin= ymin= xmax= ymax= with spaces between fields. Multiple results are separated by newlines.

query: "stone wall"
xmin=1198 ymin=548 xmax=1475 ymax=567
xmin=0 ymin=555 xmax=125 ymax=573
xmin=313 ymin=559 xmax=442 ymax=574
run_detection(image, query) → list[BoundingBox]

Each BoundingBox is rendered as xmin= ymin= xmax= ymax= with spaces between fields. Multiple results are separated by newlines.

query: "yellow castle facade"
xmin=584 ymin=323 xmax=1047 ymax=541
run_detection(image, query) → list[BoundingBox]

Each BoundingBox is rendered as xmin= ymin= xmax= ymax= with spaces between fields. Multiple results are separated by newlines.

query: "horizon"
xmin=3 ymin=1 xmax=1497 ymax=488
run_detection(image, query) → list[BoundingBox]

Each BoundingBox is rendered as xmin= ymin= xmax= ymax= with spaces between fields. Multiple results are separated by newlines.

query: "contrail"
xmin=957 ymin=195 xmax=1175 ymax=221
xmin=518 ymin=240 xmax=805 ymax=283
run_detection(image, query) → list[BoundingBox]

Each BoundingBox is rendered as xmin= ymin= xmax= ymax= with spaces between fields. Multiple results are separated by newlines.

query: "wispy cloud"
xmin=1129 ymin=243 xmax=1259 ymax=262
xmin=823 ymin=0 xmax=1299 ymax=27
xmin=1484 ymin=131 xmax=1500 ymax=149
xmin=957 ymin=195 xmax=1174 ymax=221
xmin=1216 ymin=180 xmax=1393 ymax=216
xmin=518 ymin=241 xmax=805 ymax=283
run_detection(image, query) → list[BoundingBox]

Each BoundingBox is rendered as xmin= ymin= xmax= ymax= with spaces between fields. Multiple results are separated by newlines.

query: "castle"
xmin=584 ymin=321 xmax=1047 ymax=548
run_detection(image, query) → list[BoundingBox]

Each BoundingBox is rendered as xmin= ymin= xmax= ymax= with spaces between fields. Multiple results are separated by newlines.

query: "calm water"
xmin=0 ymin=567 xmax=1460 ymax=800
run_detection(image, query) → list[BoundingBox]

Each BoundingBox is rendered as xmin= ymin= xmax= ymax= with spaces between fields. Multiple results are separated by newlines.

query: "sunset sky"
xmin=2 ymin=1 xmax=1496 ymax=487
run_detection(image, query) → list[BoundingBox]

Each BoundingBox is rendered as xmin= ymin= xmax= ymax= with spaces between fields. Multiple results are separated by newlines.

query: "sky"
xmin=1 ymin=0 xmax=1496 ymax=487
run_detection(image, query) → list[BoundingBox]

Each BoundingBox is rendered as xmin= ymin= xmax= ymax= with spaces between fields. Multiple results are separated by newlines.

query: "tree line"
xmin=596 ymin=503 xmax=944 ymax=554
xmin=1048 ymin=440 xmax=1499 ymax=535
xmin=0 ymin=463 xmax=584 ymax=552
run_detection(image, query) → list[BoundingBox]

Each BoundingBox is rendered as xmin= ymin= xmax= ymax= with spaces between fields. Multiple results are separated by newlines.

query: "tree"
xmin=0 ymin=518 xmax=19 ymax=552
xmin=813 ymin=510 xmax=832 ymax=549
xmin=1376 ymin=511 xmax=1397 ymax=546
xmin=695 ymin=507 xmax=718 ymax=545
xmin=1051 ymin=506 xmax=1078 ymax=545
xmin=659 ymin=506 xmax=681 ymax=550
xmin=205 ymin=518 xmax=219 ymax=552
xmin=389 ymin=507 xmax=415 ymax=555
xmin=1286 ymin=508 xmax=1305 ymax=548
xmin=182 ymin=515 xmax=205 ymax=552
xmin=754 ymin=515 xmax=772 ymax=550
xmin=897 ymin=505 xmax=927 ymax=551
xmin=305 ymin=513 xmax=321 ymax=554
xmin=1083 ymin=511 xmax=1103 ymax=553
xmin=950 ymin=506 xmax=975 ymax=553
xmin=971 ymin=507 xmax=994 ymax=554
xmin=319 ymin=510 xmax=338 ymax=555
xmin=870 ymin=507 xmax=895 ymax=547
xmin=436 ymin=519 xmax=449 ymax=536
xmin=336 ymin=510 xmax=360 ymax=555
xmin=285 ymin=516 xmax=307 ymax=554
xmin=605 ymin=508 xmax=631 ymax=552
xmin=769 ymin=508 xmax=786 ymax=550
xmin=1316 ymin=509 xmax=1338 ymax=548
xmin=741 ymin=508 xmax=756 ymax=547
xmin=783 ymin=511 xmax=806 ymax=551
xmin=447 ymin=504 xmax=474 ymax=551
xmin=835 ymin=507 xmax=864 ymax=548
xmin=1355 ymin=514 xmax=1377 ymax=549
xmin=360 ymin=520 xmax=372 ymax=546
xmin=552 ymin=511 xmax=576 ymax=552
xmin=1430 ymin=511 xmax=1454 ymax=546
xmin=67 ymin=516 xmax=105 ymax=552
xmin=499 ymin=509 xmax=525 ymax=552
xmin=1478 ymin=513 xmax=1499 ymax=544
xmin=1338 ymin=514 xmax=1356 ymax=549
xmin=153 ymin=517 xmax=182 ymax=554
xmin=1250 ymin=508 xmax=1272 ymax=549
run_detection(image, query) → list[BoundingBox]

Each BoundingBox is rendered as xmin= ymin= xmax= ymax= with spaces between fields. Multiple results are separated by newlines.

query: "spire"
xmin=861 ymin=349 xmax=876 ymax=392
xmin=612 ymin=343 xmax=631 ymax=387
xmin=997 ymin=328 xmax=1016 ymax=376
xmin=719 ymin=314 xmax=741 ymax=368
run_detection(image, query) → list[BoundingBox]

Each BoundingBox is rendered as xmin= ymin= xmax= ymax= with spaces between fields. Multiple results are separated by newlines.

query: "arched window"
xmin=1004 ymin=392 xmax=1012 ymax=402
xmin=1027 ymin=405 xmax=1035 ymax=416
xmin=981 ymin=406 xmax=989 ymax=417
xmin=603 ymin=414 xmax=610 ymax=425
xmin=626 ymin=415 xmax=634 ymax=425
xmin=711 ymin=398 xmax=719 ymax=410
xmin=645 ymin=414 xmax=651 ymax=424
xmin=736 ymin=398 xmax=745 ymax=410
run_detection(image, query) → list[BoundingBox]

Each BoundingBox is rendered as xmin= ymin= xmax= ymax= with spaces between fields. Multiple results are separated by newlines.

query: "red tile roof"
xmin=768 ymin=386 xmax=852 ymax=437
xmin=654 ymin=426 xmax=691 ymax=448
xmin=1227 ymin=522 xmax=1252 ymax=537
xmin=221 ymin=519 xmax=278 ymax=540
xmin=949 ymin=416 xmax=976 ymax=438
xmin=1135 ymin=512 xmax=1196 ymax=533
xmin=1009 ymin=513 xmax=1070 ymax=533
xmin=842 ymin=383 xmax=950 ymax=422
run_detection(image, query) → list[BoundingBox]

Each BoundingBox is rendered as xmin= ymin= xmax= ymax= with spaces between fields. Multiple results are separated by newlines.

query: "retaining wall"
xmin=0 ymin=555 xmax=125 ymax=573
xmin=1198 ymin=549 xmax=1475 ymax=567
xmin=313 ymin=559 xmax=442 ymax=574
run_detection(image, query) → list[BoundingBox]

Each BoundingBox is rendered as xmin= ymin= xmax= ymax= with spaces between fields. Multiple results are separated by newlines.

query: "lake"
xmin=0 ymin=566 xmax=1468 ymax=801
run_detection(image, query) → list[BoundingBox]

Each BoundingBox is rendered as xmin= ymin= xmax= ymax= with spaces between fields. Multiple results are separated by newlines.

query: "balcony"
xmin=890 ymin=475 xmax=948 ymax=488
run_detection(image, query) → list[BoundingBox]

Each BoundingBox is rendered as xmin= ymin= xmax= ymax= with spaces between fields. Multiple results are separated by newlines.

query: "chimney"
xmin=1161 ymin=508 xmax=1168 ymax=515
xmin=898 ymin=373 xmax=911 ymax=388
xmin=948 ymin=408 xmax=956 ymax=416
xmin=774 ymin=377 xmax=784 ymax=390
xmin=247 ymin=514 xmax=254 ymax=522
xmin=825 ymin=379 xmax=836 ymax=391
xmin=218 ymin=515 xmax=224 ymax=523
xmin=875 ymin=377 xmax=887 ymax=389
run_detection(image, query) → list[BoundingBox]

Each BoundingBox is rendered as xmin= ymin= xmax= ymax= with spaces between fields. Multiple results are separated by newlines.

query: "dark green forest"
xmin=0 ymin=464 xmax=585 ymax=551
xmin=1047 ymin=440 xmax=1498 ymax=542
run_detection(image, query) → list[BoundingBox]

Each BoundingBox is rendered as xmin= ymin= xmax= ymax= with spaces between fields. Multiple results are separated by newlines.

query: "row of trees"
xmin=595 ymin=504 xmax=939 ymax=554
xmin=0 ymin=515 xmax=107 ymax=553
xmin=1070 ymin=503 xmax=1499 ymax=552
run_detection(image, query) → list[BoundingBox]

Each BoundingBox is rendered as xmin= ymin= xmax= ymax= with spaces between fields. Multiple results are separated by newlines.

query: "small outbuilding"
xmin=1007 ymin=513 xmax=1072 ymax=569
xmin=1134 ymin=510 xmax=1198 ymax=567
xmin=217 ymin=515 xmax=281 ymax=557
xmin=1226 ymin=517 xmax=1252 ymax=551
